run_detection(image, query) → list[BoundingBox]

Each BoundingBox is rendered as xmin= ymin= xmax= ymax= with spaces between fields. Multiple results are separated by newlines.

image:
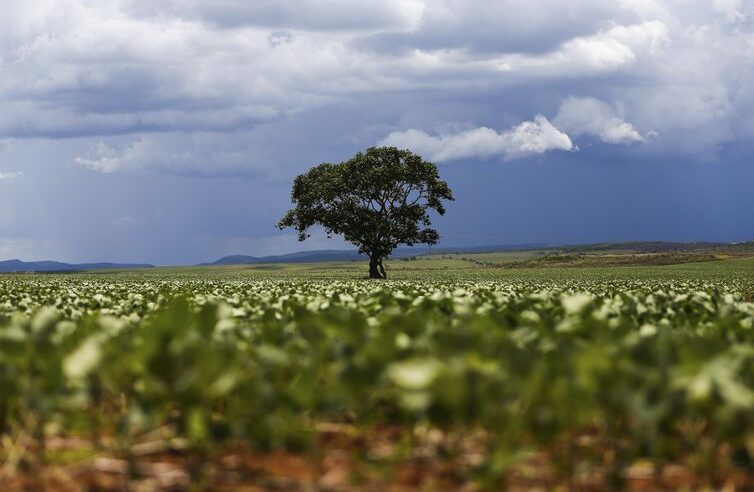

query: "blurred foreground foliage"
xmin=1 ymin=274 xmax=754 ymax=489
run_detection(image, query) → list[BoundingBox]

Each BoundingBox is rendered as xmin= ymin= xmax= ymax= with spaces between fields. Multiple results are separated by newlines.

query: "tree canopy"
xmin=277 ymin=147 xmax=454 ymax=278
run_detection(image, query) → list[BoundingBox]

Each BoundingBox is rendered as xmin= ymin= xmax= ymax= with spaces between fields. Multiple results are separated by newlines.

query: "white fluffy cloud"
xmin=488 ymin=21 xmax=669 ymax=78
xmin=381 ymin=116 xmax=574 ymax=162
xmin=75 ymin=142 xmax=131 ymax=173
xmin=75 ymin=135 xmax=263 ymax=175
xmin=380 ymin=94 xmax=653 ymax=162
xmin=0 ymin=171 xmax=23 ymax=180
xmin=554 ymin=97 xmax=646 ymax=144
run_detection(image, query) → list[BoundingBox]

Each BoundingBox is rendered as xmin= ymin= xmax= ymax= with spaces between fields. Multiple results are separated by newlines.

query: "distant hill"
xmin=0 ymin=259 xmax=155 ymax=273
xmin=202 ymin=244 xmax=553 ymax=266
xmin=202 ymin=250 xmax=366 ymax=266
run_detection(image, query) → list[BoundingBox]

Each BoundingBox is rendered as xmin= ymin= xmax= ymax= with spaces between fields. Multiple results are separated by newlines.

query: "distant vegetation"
xmin=450 ymin=251 xmax=725 ymax=269
xmin=424 ymin=241 xmax=754 ymax=271
xmin=561 ymin=240 xmax=754 ymax=254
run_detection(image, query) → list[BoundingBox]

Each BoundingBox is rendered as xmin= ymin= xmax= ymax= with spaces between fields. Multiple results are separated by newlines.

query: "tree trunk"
xmin=378 ymin=259 xmax=387 ymax=279
xmin=369 ymin=256 xmax=384 ymax=279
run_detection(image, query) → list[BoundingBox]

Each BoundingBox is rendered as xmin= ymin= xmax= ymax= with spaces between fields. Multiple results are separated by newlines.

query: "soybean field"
xmin=1 ymin=257 xmax=754 ymax=490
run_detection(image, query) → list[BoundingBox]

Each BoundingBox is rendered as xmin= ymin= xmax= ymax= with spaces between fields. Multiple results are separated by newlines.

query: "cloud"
xmin=358 ymin=0 xmax=635 ymax=55
xmin=74 ymin=138 xmax=216 ymax=175
xmin=0 ymin=1 xmax=677 ymax=144
xmin=488 ymin=21 xmax=669 ymax=78
xmin=111 ymin=215 xmax=140 ymax=227
xmin=381 ymin=95 xmax=651 ymax=163
xmin=554 ymin=97 xmax=646 ymax=144
xmin=712 ymin=0 xmax=746 ymax=22
xmin=0 ymin=171 xmax=23 ymax=180
xmin=381 ymin=116 xmax=574 ymax=162
xmin=125 ymin=0 xmax=427 ymax=31
xmin=75 ymin=142 xmax=128 ymax=173
xmin=74 ymin=132 xmax=281 ymax=176
xmin=0 ymin=0 xmax=751 ymax=161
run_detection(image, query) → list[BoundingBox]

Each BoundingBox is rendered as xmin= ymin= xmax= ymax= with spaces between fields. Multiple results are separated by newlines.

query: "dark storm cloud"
xmin=1 ymin=0 xmax=750 ymax=158
xmin=2 ymin=0 xmax=748 ymax=150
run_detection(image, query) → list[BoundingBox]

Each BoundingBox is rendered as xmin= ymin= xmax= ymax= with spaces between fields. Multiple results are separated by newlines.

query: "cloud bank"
xmin=0 ymin=0 xmax=750 ymax=160
xmin=379 ymin=95 xmax=649 ymax=162
xmin=554 ymin=97 xmax=646 ymax=144
xmin=381 ymin=116 xmax=574 ymax=162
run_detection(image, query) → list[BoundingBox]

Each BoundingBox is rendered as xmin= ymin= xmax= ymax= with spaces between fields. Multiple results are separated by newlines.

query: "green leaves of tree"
xmin=278 ymin=147 xmax=454 ymax=277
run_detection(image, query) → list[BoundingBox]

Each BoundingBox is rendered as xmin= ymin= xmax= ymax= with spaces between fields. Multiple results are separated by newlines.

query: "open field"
xmin=1 ymin=255 xmax=754 ymax=490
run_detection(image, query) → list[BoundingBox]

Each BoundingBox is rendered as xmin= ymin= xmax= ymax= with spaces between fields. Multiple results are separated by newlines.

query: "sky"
xmin=1 ymin=0 xmax=753 ymax=265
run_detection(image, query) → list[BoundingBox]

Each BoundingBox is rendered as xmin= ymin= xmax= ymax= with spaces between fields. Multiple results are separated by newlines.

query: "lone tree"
xmin=277 ymin=147 xmax=454 ymax=279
